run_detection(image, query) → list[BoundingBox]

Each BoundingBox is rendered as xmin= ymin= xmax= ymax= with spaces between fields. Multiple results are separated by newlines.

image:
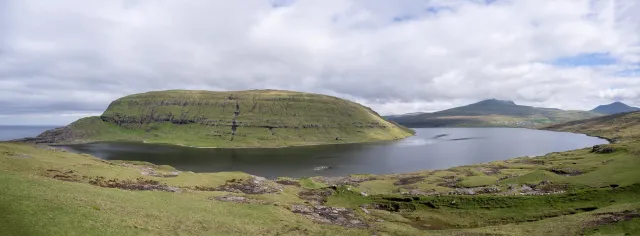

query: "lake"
xmin=58 ymin=128 xmax=607 ymax=178
xmin=0 ymin=126 xmax=59 ymax=141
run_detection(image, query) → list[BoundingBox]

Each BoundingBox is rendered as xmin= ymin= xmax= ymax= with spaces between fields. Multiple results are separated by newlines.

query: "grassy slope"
xmin=388 ymin=99 xmax=601 ymax=128
xmin=2 ymin=111 xmax=639 ymax=235
xmin=544 ymin=111 xmax=640 ymax=143
xmin=45 ymin=90 xmax=414 ymax=147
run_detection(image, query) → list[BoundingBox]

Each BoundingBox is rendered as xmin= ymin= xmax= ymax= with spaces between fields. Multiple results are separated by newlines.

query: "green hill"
xmin=25 ymin=90 xmax=414 ymax=147
xmin=386 ymin=99 xmax=602 ymax=128
xmin=544 ymin=111 xmax=640 ymax=143
xmin=591 ymin=102 xmax=640 ymax=115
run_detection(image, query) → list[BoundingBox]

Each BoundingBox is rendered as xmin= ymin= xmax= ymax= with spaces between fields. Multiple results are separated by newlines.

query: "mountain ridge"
xmin=591 ymin=101 xmax=640 ymax=115
xmin=386 ymin=99 xmax=602 ymax=128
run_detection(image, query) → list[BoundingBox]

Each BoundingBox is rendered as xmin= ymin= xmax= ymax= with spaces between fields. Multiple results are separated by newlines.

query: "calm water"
xmin=0 ymin=126 xmax=59 ymax=141
xmin=59 ymin=128 xmax=607 ymax=178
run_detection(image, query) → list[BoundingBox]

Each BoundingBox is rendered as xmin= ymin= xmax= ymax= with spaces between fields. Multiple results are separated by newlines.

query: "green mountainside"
xmin=544 ymin=111 xmax=640 ymax=143
xmin=386 ymin=99 xmax=602 ymax=128
xmin=26 ymin=90 xmax=414 ymax=147
xmin=591 ymin=102 xmax=640 ymax=115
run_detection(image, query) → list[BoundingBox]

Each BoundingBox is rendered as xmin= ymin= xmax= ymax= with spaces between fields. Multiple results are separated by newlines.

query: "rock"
xmin=212 ymin=195 xmax=269 ymax=204
xmin=360 ymin=192 xmax=368 ymax=197
xmin=298 ymin=188 xmax=335 ymax=205
xmin=449 ymin=186 xmax=500 ymax=195
xmin=290 ymin=205 xmax=368 ymax=228
xmin=313 ymin=166 xmax=331 ymax=171
xmin=592 ymin=145 xmax=614 ymax=154
xmin=401 ymin=189 xmax=439 ymax=196
xmin=213 ymin=176 xmax=282 ymax=194
xmin=360 ymin=207 xmax=370 ymax=215
xmin=311 ymin=176 xmax=376 ymax=186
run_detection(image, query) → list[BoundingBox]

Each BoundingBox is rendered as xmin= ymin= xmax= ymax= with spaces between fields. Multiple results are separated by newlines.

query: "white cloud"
xmin=1 ymin=0 xmax=640 ymax=125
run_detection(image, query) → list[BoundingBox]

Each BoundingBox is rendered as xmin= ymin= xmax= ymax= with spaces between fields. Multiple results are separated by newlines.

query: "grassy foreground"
xmin=2 ymin=112 xmax=639 ymax=235
xmin=28 ymin=90 xmax=413 ymax=148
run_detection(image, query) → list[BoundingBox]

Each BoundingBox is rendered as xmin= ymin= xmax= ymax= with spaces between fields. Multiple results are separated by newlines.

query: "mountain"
xmin=544 ymin=111 xmax=640 ymax=143
xmin=591 ymin=102 xmax=640 ymax=115
xmin=386 ymin=99 xmax=602 ymax=128
xmin=22 ymin=90 xmax=414 ymax=147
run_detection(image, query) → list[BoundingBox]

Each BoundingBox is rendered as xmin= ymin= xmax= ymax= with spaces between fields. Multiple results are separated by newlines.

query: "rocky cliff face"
xmin=25 ymin=90 xmax=414 ymax=147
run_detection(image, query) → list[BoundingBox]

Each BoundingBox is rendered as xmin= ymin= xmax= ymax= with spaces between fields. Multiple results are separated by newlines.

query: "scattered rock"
xmin=393 ymin=176 xmax=425 ymax=186
xmin=2 ymin=151 xmax=31 ymax=158
xmin=313 ymin=166 xmax=331 ymax=171
xmin=516 ymin=181 xmax=567 ymax=196
xmin=211 ymin=195 xmax=270 ymax=205
xmin=141 ymin=170 xmax=180 ymax=178
xmin=360 ymin=207 xmax=370 ymax=215
xmin=298 ymin=187 xmax=336 ymax=205
xmin=592 ymin=145 xmax=614 ymax=154
xmin=89 ymin=176 xmax=181 ymax=192
xmin=448 ymin=186 xmax=500 ymax=195
xmin=213 ymin=176 xmax=282 ymax=194
xmin=437 ymin=175 xmax=462 ymax=188
xmin=400 ymin=189 xmax=439 ymax=196
xmin=311 ymin=176 xmax=376 ymax=187
xmin=290 ymin=205 xmax=368 ymax=228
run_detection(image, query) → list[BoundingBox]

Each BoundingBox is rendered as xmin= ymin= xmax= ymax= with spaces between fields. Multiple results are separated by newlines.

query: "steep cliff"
xmin=29 ymin=90 xmax=414 ymax=147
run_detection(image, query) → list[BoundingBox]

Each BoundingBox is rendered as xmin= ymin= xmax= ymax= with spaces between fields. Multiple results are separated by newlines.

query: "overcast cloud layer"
xmin=1 ymin=0 xmax=640 ymax=125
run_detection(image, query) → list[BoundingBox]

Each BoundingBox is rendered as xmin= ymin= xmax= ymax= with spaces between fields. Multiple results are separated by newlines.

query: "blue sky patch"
xmin=552 ymin=52 xmax=618 ymax=67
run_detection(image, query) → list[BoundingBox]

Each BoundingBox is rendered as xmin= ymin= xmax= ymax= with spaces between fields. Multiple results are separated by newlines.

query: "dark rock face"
xmin=13 ymin=126 xmax=75 ymax=144
xmin=592 ymin=145 xmax=614 ymax=154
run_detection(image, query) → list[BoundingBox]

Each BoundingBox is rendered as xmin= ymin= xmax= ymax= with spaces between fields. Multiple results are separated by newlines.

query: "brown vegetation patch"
xmin=549 ymin=167 xmax=585 ymax=176
xmin=393 ymin=176 xmax=425 ymax=186
xmin=583 ymin=210 xmax=640 ymax=230
xmin=45 ymin=169 xmax=85 ymax=182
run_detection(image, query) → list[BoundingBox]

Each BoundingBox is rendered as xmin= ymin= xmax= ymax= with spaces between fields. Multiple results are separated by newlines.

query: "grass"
xmin=44 ymin=90 xmax=414 ymax=148
xmin=2 ymin=111 xmax=640 ymax=235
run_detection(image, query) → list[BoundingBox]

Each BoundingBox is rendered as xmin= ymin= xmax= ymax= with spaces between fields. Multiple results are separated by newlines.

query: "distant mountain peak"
xmin=476 ymin=99 xmax=516 ymax=106
xmin=591 ymin=102 xmax=640 ymax=115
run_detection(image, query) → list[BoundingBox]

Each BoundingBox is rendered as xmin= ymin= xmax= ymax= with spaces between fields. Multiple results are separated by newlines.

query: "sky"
xmin=1 ymin=0 xmax=640 ymax=125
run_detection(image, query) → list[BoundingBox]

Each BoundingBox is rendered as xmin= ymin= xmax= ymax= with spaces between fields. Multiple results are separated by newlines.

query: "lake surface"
xmin=59 ymin=128 xmax=607 ymax=178
xmin=0 ymin=126 xmax=58 ymax=141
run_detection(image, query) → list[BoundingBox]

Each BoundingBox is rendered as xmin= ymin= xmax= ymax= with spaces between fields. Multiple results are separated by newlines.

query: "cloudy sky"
xmin=1 ymin=0 xmax=639 ymax=125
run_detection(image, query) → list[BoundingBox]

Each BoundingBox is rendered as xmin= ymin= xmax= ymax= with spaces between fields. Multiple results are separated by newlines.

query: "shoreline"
xmin=25 ymin=127 xmax=611 ymax=180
